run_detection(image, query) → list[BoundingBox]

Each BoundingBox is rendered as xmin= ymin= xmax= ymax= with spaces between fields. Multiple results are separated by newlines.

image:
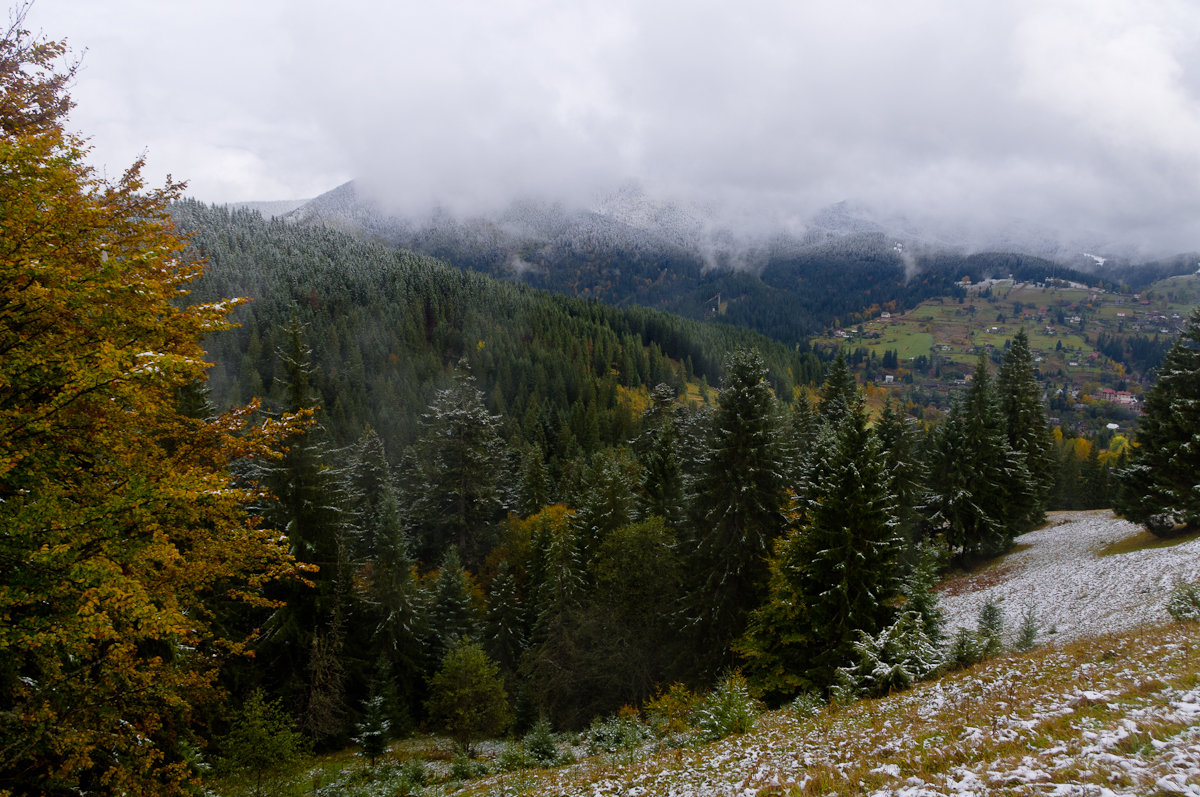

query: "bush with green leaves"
xmin=585 ymin=709 xmax=651 ymax=756
xmin=313 ymin=758 xmax=427 ymax=797
xmin=397 ymin=759 xmax=427 ymax=791
xmin=977 ymin=600 xmax=1005 ymax=659
xmin=1167 ymin=582 xmax=1200 ymax=621
xmin=498 ymin=742 xmax=534 ymax=772
xmin=694 ymin=671 xmax=761 ymax=742
xmin=449 ymin=752 xmax=491 ymax=781
xmin=217 ymin=689 xmax=307 ymax=796
xmin=833 ymin=611 xmax=943 ymax=699
xmin=521 ymin=717 xmax=571 ymax=766
xmin=1015 ymin=605 xmax=1039 ymax=652
xmin=643 ymin=683 xmax=700 ymax=739
xmin=788 ymin=690 xmax=825 ymax=720
xmin=426 ymin=639 xmax=511 ymax=755
xmin=948 ymin=626 xmax=984 ymax=670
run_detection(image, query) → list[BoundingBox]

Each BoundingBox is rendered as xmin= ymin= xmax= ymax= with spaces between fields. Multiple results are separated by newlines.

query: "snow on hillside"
xmin=455 ymin=511 xmax=1200 ymax=796
xmin=938 ymin=510 xmax=1200 ymax=646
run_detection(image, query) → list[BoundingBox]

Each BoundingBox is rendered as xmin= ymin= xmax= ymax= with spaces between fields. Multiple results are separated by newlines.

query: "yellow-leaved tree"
xmin=0 ymin=8 xmax=305 ymax=795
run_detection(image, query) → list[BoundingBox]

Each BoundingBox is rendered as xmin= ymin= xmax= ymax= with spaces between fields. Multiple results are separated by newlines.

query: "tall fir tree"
xmin=409 ymin=360 xmax=505 ymax=566
xmin=358 ymin=487 xmax=427 ymax=719
xmin=516 ymin=444 xmax=551 ymax=518
xmin=637 ymin=383 xmax=686 ymax=527
xmin=817 ymin=352 xmax=858 ymax=428
xmin=484 ymin=562 xmax=526 ymax=678
xmin=342 ymin=426 xmax=400 ymax=559
xmin=687 ymin=348 xmax=786 ymax=676
xmin=256 ymin=315 xmax=350 ymax=732
xmin=780 ymin=394 xmax=821 ymax=491
xmin=925 ymin=355 xmax=1032 ymax=561
xmin=1116 ymin=307 xmax=1200 ymax=536
xmin=571 ymin=446 xmax=640 ymax=563
xmin=997 ymin=329 xmax=1055 ymax=528
xmin=874 ymin=395 xmax=925 ymax=553
xmin=424 ymin=547 xmax=483 ymax=664
xmin=738 ymin=387 xmax=903 ymax=698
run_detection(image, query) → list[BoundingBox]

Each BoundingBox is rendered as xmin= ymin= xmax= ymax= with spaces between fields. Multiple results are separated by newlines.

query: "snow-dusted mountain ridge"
xmin=280 ymin=182 xmax=1194 ymax=277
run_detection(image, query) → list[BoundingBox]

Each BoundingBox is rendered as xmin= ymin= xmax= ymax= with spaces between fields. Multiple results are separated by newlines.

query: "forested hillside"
xmin=175 ymin=200 xmax=822 ymax=457
xmin=282 ymin=183 xmax=1134 ymax=345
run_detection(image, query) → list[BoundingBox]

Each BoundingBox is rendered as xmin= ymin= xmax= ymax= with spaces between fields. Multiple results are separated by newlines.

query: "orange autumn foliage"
xmin=0 ymin=11 xmax=305 ymax=796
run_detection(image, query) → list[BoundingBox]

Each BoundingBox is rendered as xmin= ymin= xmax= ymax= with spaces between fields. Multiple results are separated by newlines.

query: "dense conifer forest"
xmin=169 ymin=199 xmax=1071 ymax=745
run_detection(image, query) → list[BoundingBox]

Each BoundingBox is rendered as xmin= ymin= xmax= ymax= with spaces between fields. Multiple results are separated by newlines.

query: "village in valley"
xmin=815 ymin=270 xmax=1200 ymax=434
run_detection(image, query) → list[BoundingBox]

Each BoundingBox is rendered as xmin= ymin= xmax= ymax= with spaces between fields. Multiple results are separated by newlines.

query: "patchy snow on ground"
xmin=938 ymin=510 xmax=1200 ymax=645
xmin=454 ymin=510 xmax=1200 ymax=797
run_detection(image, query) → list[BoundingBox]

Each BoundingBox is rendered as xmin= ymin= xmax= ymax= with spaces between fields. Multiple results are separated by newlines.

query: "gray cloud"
xmin=26 ymin=0 xmax=1200 ymax=254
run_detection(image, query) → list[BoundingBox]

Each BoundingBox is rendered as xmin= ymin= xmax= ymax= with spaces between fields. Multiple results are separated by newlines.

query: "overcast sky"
xmin=21 ymin=0 xmax=1200 ymax=253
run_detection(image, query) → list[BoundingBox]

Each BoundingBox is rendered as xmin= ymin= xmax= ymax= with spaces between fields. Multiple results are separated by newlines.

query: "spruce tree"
xmin=817 ymin=352 xmax=858 ymax=429
xmin=739 ymin=389 xmax=903 ymax=698
xmin=425 ymin=547 xmax=483 ymax=663
xmin=410 ymin=361 xmax=505 ymax=566
xmin=875 ymin=395 xmax=925 ymax=551
xmin=571 ymin=446 xmax=640 ymax=562
xmin=425 ymin=640 xmax=511 ymax=755
xmin=361 ymin=489 xmax=427 ymax=714
xmin=255 ymin=316 xmax=350 ymax=724
xmin=923 ymin=405 xmax=1005 ymax=560
xmin=343 ymin=426 xmax=400 ymax=559
xmin=637 ymin=383 xmax=686 ymax=527
xmin=353 ymin=692 xmax=391 ymax=767
xmin=687 ymin=348 xmax=786 ymax=675
xmin=485 ymin=562 xmax=526 ymax=677
xmin=1116 ymin=308 xmax=1200 ymax=536
xmin=997 ymin=329 xmax=1054 ymax=528
xmin=925 ymin=355 xmax=1032 ymax=561
xmin=517 ymin=444 xmax=551 ymax=518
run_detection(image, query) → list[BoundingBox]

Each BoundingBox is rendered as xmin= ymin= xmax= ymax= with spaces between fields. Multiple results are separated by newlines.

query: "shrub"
xmin=498 ymin=742 xmax=533 ymax=772
xmin=398 ymin=758 xmax=427 ymax=786
xmin=449 ymin=752 xmax=490 ymax=781
xmin=834 ymin=612 xmax=943 ymax=699
xmin=1015 ymin=605 xmax=1039 ymax=651
xmin=643 ymin=683 xmax=700 ymax=738
xmin=426 ymin=640 xmax=511 ymax=755
xmin=977 ymin=600 xmax=1005 ymax=659
xmin=788 ymin=690 xmax=825 ymax=720
xmin=522 ymin=717 xmax=563 ymax=766
xmin=585 ymin=708 xmax=650 ymax=756
xmin=948 ymin=626 xmax=983 ymax=670
xmin=1167 ymin=582 xmax=1200 ymax=621
xmin=217 ymin=689 xmax=307 ymax=796
xmin=694 ymin=672 xmax=761 ymax=742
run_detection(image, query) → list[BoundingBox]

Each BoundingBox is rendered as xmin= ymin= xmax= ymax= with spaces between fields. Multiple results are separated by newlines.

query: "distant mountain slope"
xmin=275 ymin=183 xmax=1192 ymax=345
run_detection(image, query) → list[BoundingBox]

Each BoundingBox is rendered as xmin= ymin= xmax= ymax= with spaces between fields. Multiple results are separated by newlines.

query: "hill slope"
xmin=281 ymin=184 xmax=1173 ymax=345
xmin=455 ymin=511 xmax=1200 ymax=795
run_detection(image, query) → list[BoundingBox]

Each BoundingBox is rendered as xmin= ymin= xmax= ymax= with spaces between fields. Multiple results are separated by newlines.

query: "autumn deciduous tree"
xmin=0 ymin=12 xmax=303 ymax=795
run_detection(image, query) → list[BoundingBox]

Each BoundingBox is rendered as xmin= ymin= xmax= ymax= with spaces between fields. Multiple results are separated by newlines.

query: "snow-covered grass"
xmin=938 ymin=510 xmax=1200 ymax=646
xmin=443 ymin=510 xmax=1200 ymax=796
xmin=224 ymin=511 xmax=1200 ymax=796
xmin=452 ymin=624 xmax=1200 ymax=796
